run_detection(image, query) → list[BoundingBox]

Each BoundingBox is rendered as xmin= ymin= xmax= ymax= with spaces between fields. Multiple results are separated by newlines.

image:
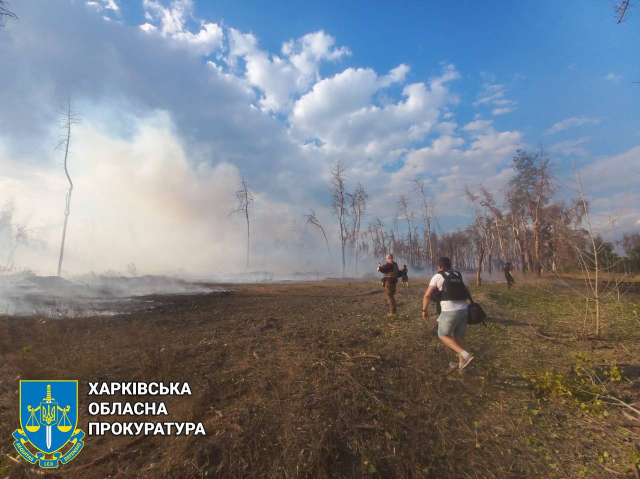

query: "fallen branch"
xmin=341 ymin=352 xmax=382 ymax=361
xmin=527 ymin=325 xmax=572 ymax=345
xmin=623 ymin=411 xmax=639 ymax=422
xmin=603 ymin=396 xmax=640 ymax=417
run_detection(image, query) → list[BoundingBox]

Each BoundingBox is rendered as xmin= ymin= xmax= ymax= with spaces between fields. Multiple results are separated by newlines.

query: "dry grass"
xmin=0 ymin=281 xmax=639 ymax=478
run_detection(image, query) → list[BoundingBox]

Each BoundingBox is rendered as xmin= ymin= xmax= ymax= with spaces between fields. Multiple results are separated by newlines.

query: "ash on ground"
xmin=0 ymin=272 xmax=226 ymax=317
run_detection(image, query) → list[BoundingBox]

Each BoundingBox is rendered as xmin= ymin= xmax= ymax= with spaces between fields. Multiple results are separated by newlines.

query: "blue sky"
xmin=0 ymin=0 xmax=638 ymax=274
xmin=147 ymin=0 xmax=640 ymax=155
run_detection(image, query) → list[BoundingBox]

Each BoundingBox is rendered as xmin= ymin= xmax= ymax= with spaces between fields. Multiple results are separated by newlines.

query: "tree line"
xmin=288 ymin=150 xmax=639 ymax=282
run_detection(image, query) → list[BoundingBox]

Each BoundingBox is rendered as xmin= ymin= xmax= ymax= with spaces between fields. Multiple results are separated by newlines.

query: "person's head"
xmin=505 ymin=262 xmax=511 ymax=266
xmin=437 ymin=256 xmax=452 ymax=271
xmin=403 ymin=264 xmax=407 ymax=268
xmin=385 ymin=253 xmax=394 ymax=263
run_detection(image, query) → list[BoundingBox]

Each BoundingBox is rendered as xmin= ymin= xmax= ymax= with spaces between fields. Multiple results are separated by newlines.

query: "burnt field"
xmin=1 ymin=280 xmax=639 ymax=478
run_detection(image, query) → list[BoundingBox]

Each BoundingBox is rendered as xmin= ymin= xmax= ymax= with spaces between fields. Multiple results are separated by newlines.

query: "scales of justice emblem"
xmin=13 ymin=381 xmax=85 ymax=469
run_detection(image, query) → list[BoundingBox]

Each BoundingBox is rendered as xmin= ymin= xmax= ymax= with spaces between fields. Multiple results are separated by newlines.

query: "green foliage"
xmin=523 ymin=353 xmax=622 ymax=418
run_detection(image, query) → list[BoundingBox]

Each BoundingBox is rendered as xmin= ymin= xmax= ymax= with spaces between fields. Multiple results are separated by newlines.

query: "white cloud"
xmin=462 ymin=119 xmax=493 ymax=131
xmin=227 ymin=29 xmax=350 ymax=113
xmin=85 ymin=0 xmax=119 ymax=11
xmin=605 ymin=72 xmax=622 ymax=83
xmin=379 ymin=64 xmax=410 ymax=87
xmin=580 ymin=145 xmax=640 ymax=194
xmin=491 ymin=107 xmax=512 ymax=115
xmin=390 ymin=124 xmax=524 ymax=216
xmin=172 ymin=22 xmax=223 ymax=54
xmin=473 ymin=74 xmax=517 ymax=115
xmin=544 ymin=116 xmax=601 ymax=135
xmin=282 ymin=31 xmax=351 ymax=77
xmin=548 ymin=136 xmax=591 ymax=157
xmin=141 ymin=0 xmax=223 ymax=56
xmin=290 ymin=64 xmax=460 ymax=161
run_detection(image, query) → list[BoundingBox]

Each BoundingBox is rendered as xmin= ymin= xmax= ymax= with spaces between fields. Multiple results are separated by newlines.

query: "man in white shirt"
xmin=421 ymin=257 xmax=474 ymax=369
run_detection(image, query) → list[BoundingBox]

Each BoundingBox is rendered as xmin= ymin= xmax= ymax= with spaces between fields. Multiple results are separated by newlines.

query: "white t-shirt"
xmin=429 ymin=271 xmax=469 ymax=311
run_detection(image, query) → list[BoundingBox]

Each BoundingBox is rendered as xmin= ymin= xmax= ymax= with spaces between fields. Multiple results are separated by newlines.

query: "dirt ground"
xmin=1 ymin=279 xmax=639 ymax=478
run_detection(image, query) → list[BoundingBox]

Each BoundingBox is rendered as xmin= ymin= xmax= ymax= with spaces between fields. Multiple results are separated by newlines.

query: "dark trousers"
xmin=385 ymin=281 xmax=397 ymax=313
xmin=505 ymin=272 xmax=514 ymax=287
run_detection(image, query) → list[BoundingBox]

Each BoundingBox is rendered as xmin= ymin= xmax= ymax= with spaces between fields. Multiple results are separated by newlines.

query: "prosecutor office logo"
xmin=13 ymin=380 xmax=85 ymax=469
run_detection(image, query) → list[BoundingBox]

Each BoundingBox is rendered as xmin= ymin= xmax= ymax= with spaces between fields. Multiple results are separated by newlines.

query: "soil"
xmin=0 ymin=279 xmax=639 ymax=478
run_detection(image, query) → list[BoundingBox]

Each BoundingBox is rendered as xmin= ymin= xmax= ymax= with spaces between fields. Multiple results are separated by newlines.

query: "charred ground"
xmin=1 ymin=279 xmax=639 ymax=478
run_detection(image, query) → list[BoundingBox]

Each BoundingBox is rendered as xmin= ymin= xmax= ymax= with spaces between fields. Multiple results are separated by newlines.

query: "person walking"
xmin=377 ymin=253 xmax=400 ymax=315
xmin=400 ymin=265 xmax=409 ymax=288
xmin=422 ymin=257 xmax=474 ymax=369
xmin=504 ymin=261 xmax=515 ymax=289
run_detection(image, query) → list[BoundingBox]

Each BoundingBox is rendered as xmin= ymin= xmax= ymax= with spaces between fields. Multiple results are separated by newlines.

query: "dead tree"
xmin=505 ymin=186 xmax=529 ymax=273
xmin=305 ymin=208 xmax=331 ymax=265
xmin=414 ymin=180 xmax=435 ymax=269
xmin=510 ymin=149 xmax=554 ymax=277
xmin=368 ymin=217 xmax=387 ymax=258
xmin=616 ymin=0 xmax=630 ymax=23
xmin=0 ymin=199 xmax=37 ymax=269
xmin=396 ymin=194 xmax=414 ymax=266
xmin=330 ymin=159 xmax=349 ymax=277
xmin=0 ymin=0 xmax=17 ymax=26
xmin=231 ymin=176 xmax=254 ymax=270
xmin=348 ymin=183 xmax=368 ymax=276
xmin=465 ymin=187 xmax=490 ymax=286
xmin=479 ymin=186 xmax=508 ymax=264
xmin=56 ymin=97 xmax=81 ymax=277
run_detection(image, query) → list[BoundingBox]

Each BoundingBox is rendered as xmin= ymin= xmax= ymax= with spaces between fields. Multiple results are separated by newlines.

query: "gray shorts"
xmin=437 ymin=309 xmax=468 ymax=338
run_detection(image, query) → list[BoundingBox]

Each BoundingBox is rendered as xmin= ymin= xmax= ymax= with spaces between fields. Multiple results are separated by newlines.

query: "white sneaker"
xmin=459 ymin=354 xmax=474 ymax=370
xmin=449 ymin=362 xmax=459 ymax=369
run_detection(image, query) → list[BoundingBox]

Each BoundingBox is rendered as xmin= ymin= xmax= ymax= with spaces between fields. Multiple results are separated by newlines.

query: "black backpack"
xmin=467 ymin=301 xmax=487 ymax=325
xmin=433 ymin=271 xmax=487 ymax=325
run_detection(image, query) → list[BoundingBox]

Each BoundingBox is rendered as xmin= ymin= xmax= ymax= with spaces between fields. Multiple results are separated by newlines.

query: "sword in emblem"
xmin=42 ymin=385 xmax=55 ymax=450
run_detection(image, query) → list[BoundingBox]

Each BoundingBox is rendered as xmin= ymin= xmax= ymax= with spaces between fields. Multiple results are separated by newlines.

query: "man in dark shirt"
xmin=504 ymin=262 xmax=515 ymax=289
xmin=377 ymin=253 xmax=400 ymax=315
xmin=400 ymin=265 xmax=409 ymax=288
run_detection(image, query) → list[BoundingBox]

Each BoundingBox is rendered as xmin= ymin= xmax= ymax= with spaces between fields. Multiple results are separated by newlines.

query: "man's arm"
xmin=422 ymin=285 xmax=437 ymax=321
xmin=378 ymin=263 xmax=394 ymax=273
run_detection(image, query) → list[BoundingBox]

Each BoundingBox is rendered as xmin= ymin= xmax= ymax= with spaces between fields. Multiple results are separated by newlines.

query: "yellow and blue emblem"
xmin=13 ymin=380 xmax=85 ymax=468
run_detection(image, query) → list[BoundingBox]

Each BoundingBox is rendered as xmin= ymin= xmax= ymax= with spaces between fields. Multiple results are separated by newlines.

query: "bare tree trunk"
xmin=576 ymin=171 xmax=601 ymax=336
xmin=331 ymin=160 xmax=349 ymax=277
xmin=306 ymin=209 xmax=331 ymax=269
xmin=231 ymin=176 xmax=254 ymax=270
xmin=397 ymin=194 xmax=413 ymax=266
xmin=56 ymin=98 xmax=79 ymax=277
xmin=476 ymin=245 xmax=484 ymax=286
xmin=245 ymin=206 xmax=250 ymax=270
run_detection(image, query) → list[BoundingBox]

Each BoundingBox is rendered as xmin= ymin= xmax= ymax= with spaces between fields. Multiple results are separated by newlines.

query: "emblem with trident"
xmin=24 ymin=384 xmax=72 ymax=450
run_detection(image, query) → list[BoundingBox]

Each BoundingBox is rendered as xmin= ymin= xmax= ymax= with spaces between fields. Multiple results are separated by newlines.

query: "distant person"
xmin=400 ymin=265 xmax=409 ymax=288
xmin=377 ymin=253 xmax=400 ymax=315
xmin=504 ymin=262 xmax=515 ymax=289
xmin=422 ymin=257 xmax=474 ymax=370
